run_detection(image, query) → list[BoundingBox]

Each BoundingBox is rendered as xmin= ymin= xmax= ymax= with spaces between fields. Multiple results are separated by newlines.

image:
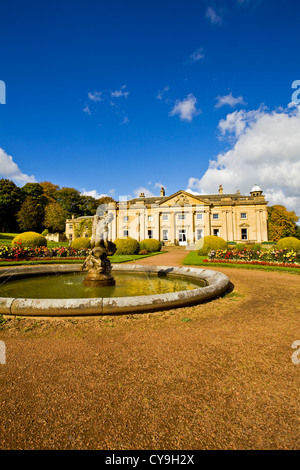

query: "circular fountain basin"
xmin=0 ymin=264 xmax=230 ymax=317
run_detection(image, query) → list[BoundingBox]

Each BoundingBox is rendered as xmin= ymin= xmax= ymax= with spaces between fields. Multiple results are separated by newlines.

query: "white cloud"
xmin=88 ymin=91 xmax=102 ymax=102
xmin=133 ymin=187 xmax=155 ymax=198
xmin=187 ymin=105 xmax=300 ymax=216
xmin=121 ymin=116 xmax=129 ymax=125
xmin=156 ymin=86 xmax=170 ymax=101
xmin=205 ymin=6 xmax=222 ymax=25
xmin=215 ymin=92 xmax=246 ymax=109
xmin=0 ymin=147 xmax=36 ymax=184
xmin=169 ymin=94 xmax=201 ymax=122
xmin=83 ymin=105 xmax=91 ymax=115
xmin=110 ymin=85 xmax=129 ymax=99
xmin=186 ymin=48 xmax=205 ymax=64
xmin=81 ymin=189 xmax=110 ymax=199
xmin=186 ymin=187 xmax=201 ymax=196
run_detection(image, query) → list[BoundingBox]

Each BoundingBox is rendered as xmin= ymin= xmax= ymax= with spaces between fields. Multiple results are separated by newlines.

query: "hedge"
xmin=12 ymin=232 xmax=47 ymax=248
xmin=114 ymin=237 xmax=140 ymax=255
xmin=139 ymin=239 xmax=161 ymax=253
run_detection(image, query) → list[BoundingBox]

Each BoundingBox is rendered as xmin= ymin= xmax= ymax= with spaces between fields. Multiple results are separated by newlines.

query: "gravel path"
xmin=0 ymin=251 xmax=299 ymax=450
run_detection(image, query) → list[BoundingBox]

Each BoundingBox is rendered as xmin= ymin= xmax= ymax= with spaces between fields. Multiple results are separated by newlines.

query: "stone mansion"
xmin=65 ymin=184 xmax=269 ymax=247
xmin=66 ymin=185 xmax=268 ymax=246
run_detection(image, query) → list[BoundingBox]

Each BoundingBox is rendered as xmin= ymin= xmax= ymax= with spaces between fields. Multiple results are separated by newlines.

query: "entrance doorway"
xmin=178 ymin=229 xmax=187 ymax=246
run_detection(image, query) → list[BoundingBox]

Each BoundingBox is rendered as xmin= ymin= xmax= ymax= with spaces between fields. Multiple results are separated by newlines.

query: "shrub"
xmin=276 ymin=237 xmax=300 ymax=251
xmin=247 ymin=243 xmax=261 ymax=251
xmin=114 ymin=237 xmax=140 ymax=255
xmin=232 ymin=243 xmax=246 ymax=252
xmin=12 ymin=232 xmax=47 ymax=248
xmin=197 ymin=235 xmax=227 ymax=255
xmin=41 ymin=229 xmax=49 ymax=237
xmin=71 ymin=237 xmax=91 ymax=249
xmin=139 ymin=239 xmax=161 ymax=253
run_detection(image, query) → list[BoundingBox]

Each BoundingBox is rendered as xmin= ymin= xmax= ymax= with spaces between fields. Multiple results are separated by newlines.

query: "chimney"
xmin=139 ymin=192 xmax=145 ymax=198
xmin=160 ymin=187 xmax=165 ymax=197
xmin=218 ymin=185 xmax=223 ymax=194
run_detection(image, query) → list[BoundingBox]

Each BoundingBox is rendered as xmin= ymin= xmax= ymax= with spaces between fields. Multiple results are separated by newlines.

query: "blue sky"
xmin=0 ymin=0 xmax=300 ymax=213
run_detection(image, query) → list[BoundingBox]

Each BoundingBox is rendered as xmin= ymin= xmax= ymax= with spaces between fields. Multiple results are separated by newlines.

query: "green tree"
xmin=78 ymin=195 xmax=99 ymax=216
xmin=21 ymin=182 xmax=48 ymax=207
xmin=54 ymin=187 xmax=81 ymax=217
xmin=17 ymin=196 xmax=45 ymax=233
xmin=267 ymin=205 xmax=299 ymax=242
xmin=44 ymin=201 xmax=68 ymax=233
xmin=0 ymin=179 xmax=24 ymax=231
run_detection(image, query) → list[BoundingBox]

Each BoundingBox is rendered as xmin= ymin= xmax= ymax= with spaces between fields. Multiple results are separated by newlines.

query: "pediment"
xmin=160 ymin=190 xmax=208 ymax=207
xmin=239 ymin=223 xmax=250 ymax=227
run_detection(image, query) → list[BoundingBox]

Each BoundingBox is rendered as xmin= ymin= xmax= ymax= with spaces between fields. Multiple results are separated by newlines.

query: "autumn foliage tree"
xmin=267 ymin=205 xmax=299 ymax=242
xmin=44 ymin=201 xmax=68 ymax=233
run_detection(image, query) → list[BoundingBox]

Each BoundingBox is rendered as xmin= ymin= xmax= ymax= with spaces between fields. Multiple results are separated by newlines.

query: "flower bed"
xmin=0 ymin=245 xmax=89 ymax=261
xmin=205 ymin=248 xmax=300 ymax=267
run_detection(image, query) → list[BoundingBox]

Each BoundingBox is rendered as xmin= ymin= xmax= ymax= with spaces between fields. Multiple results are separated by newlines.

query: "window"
xmin=162 ymin=229 xmax=168 ymax=241
xmin=178 ymin=214 xmax=186 ymax=220
xmin=241 ymin=213 xmax=247 ymax=219
xmin=69 ymin=224 xmax=73 ymax=230
xmin=197 ymin=229 xmax=203 ymax=240
xmin=196 ymin=213 xmax=203 ymax=220
xmin=123 ymin=216 xmax=129 ymax=222
xmin=69 ymin=234 xmax=73 ymax=241
xmin=123 ymin=230 xmax=129 ymax=237
xmin=148 ymin=229 xmax=153 ymax=239
xmin=212 ymin=213 xmax=219 ymax=220
xmin=162 ymin=214 xmax=168 ymax=221
xmin=241 ymin=228 xmax=248 ymax=240
xmin=148 ymin=215 xmax=154 ymax=222
xmin=213 ymin=229 xmax=220 ymax=237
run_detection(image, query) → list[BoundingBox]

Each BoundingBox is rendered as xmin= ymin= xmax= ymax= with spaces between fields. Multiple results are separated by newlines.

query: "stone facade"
xmin=65 ymin=185 xmax=269 ymax=246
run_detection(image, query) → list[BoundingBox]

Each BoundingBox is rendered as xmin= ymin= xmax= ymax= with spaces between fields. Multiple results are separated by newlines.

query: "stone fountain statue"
xmin=82 ymin=209 xmax=116 ymax=286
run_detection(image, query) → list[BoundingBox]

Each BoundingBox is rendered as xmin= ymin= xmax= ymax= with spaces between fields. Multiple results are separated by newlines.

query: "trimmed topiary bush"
xmin=197 ymin=235 xmax=227 ymax=256
xmin=12 ymin=231 xmax=47 ymax=248
xmin=41 ymin=229 xmax=49 ymax=237
xmin=114 ymin=237 xmax=140 ymax=255
xmin=276 ymin=237 xmax=300 ymax=251
xmin=71 ymin=237 xmax=91 ymax=249
xmin=139 ymin=239 xmax=161 ymax=253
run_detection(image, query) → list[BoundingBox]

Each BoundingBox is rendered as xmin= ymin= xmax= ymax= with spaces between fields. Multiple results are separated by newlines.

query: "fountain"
xmin=0 ymin=206 xmax=231 ymax=317
xmin=82 ymin=209 xmax=116 ymax=286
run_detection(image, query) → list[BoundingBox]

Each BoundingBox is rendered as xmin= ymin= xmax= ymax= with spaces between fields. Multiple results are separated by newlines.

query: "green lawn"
xmin=0 ymin=233 xmax=19 ymax=245
xmin=182 ymin=251 xmax=300 ymax=275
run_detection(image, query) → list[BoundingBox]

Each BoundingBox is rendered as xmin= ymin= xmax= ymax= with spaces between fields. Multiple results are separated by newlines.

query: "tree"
xmin=21 ymin=182 xmax=48 ymax=208
xmin=39 ymin=181 xmax=60 ymax=203
xmin=0 ymin=179 xmax=24 ymax=232
xmin=267 ymin=205 xmax=299 ymax=242
xmin=54 ymin=187 xmax=81 ymax=217
xmin=44 ymin=202 xmax=68 ymax=233
xmin=78 ymin=195 xmax=99 ymax=216
xmin=97 ymin=196 xmax=115 ymax=205
xmin=17 ymin=196 xmax=45 ymax=233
